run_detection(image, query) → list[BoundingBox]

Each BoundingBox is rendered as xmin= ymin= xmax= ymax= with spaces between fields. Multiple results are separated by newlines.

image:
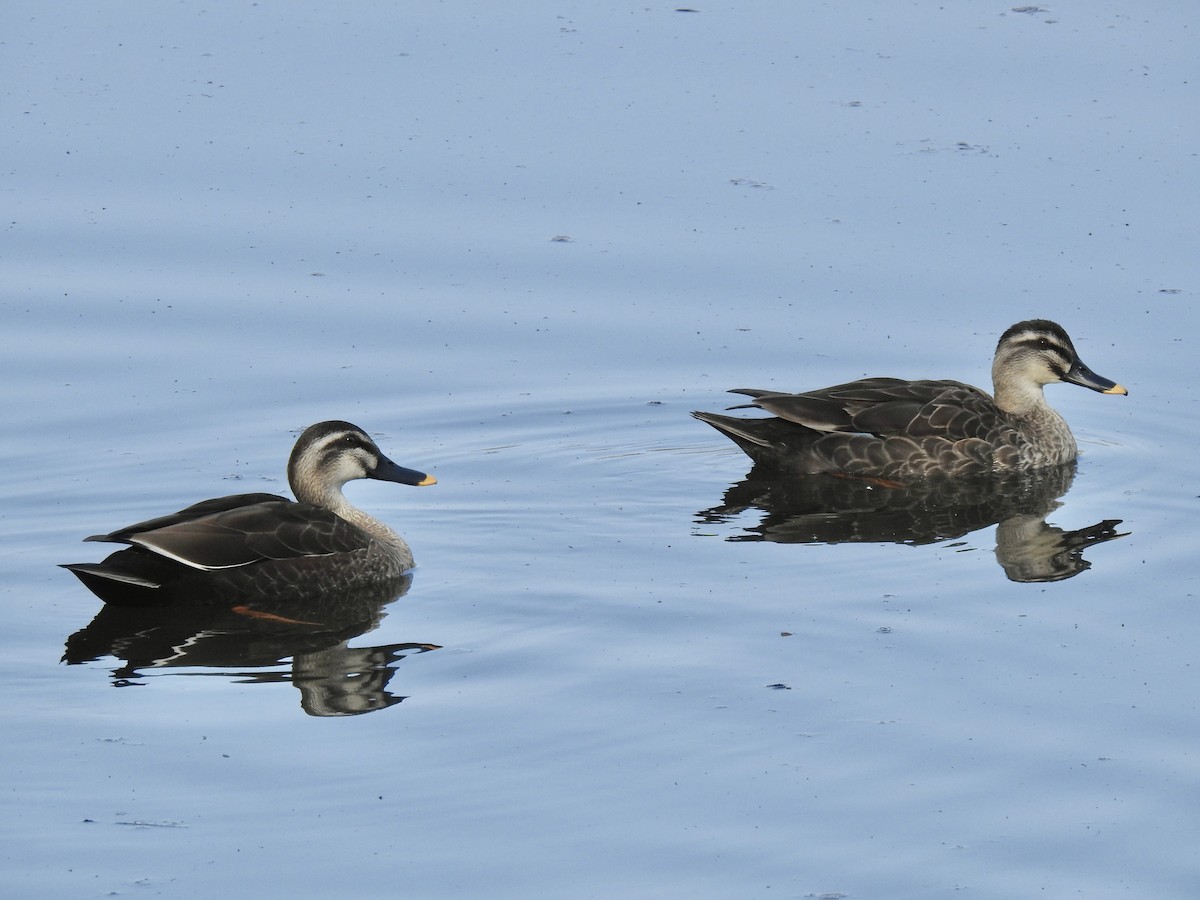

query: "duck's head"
xmin=992 ymin=319 xmax=1127 ymax=413
xmin=288 ymin=421 xmax=436 ymax=506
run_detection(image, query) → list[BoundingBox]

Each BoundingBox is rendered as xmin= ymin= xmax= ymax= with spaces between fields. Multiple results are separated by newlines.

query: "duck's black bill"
xmin=373 ymin=457 xmax=437 ymax=486
xmin=1065 ymin=360 xmax=1128 ymax=396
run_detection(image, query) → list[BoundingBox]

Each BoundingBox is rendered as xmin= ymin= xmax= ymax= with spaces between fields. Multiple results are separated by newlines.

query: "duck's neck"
xmin=297 ymin=481 xmax=408 ymax=553
xmin=992 ymin=366 xmax=1049 ymax=417
xmin=992 ymin=372 xmax=1076 ymax=462
xmin=341 ymin=498 xmax=406 ymax=546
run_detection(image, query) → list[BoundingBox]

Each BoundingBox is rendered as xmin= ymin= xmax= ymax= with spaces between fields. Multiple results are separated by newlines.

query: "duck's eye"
xmin=1037 ymin=338 xmax=1051 ymax=350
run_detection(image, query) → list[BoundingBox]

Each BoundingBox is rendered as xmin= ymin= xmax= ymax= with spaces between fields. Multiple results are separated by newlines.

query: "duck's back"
xmin=698 ymin=377 xmax=1041 ymax=479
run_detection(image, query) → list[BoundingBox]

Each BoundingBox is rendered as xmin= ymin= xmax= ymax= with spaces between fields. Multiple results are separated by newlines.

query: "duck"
xmin=62 ymin=421 xmax=436 ymax=606
xmin=693 ymin=319 xmax=1127 ymax=480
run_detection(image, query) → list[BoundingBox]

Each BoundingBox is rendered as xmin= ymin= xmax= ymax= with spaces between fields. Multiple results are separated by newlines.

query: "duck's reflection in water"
xmin=62 ymin=575 xmax=439 ymax=716
xmin=696 ymin=462 xmax=1125 ymax=582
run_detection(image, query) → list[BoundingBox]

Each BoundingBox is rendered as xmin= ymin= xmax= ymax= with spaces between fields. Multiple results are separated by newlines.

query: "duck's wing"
xmin=105 ymin=499 xmax=371 ymax=571
xmin=886 ymin=382 xmax=1006 ymax=441
xmin=85 ymin=493 xmax=290 ymax=543
xmin=732 ymin=379 xmax=998 ymax=440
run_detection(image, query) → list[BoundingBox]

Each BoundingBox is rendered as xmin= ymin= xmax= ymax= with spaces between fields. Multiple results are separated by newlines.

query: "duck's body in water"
xmin=62 ymin=421 xmax=436 ymax=606
xmin=693 ymin=320 xmax=1127 ymax=480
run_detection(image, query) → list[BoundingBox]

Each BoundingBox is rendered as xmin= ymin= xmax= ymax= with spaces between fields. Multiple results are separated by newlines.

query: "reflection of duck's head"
xmin=62 ymin=421 xmax=436 ymax=606
xmin=995 ymin=514 xmax=1127 ymax=583
xmin=692 ymin=319 xmax=1126 ymax=478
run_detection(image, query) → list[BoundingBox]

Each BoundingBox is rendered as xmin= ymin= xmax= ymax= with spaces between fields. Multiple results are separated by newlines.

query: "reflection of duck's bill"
xmin=1064 ymin=360 xmax=1128 ymax=396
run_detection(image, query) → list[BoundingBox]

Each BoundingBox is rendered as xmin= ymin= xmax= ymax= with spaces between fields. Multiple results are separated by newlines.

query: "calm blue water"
xmin=4 ymin=3 xmax=1198 ymax=898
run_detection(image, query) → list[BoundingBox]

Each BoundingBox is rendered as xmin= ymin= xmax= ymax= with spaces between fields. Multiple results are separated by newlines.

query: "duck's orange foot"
xmin=829 ymin=472 xmax=907 ymax=489
xmin=230 ymin=605 xmax=323 ymax=626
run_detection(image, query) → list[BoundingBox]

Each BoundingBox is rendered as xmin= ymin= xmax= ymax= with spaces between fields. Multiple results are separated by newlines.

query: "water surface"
xmin=3 ymin=3 xmax=1197 ymax=898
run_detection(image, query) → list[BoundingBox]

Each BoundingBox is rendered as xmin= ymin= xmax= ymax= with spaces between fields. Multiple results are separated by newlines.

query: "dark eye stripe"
xmin=317 ymin=432 xmax=371 ymax=466
xmin=1008 ymin=336 xmax=1070 ymax=358
xmin=1010 ymin=336 xmax=1063 ymax=351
